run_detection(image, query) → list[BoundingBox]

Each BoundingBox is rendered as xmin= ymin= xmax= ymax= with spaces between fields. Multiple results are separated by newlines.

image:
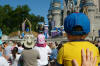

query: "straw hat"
xmin=24 ymin=35 xmax=35 ymax=48
xmin=24 ymin=39 xmax=34 ymax=48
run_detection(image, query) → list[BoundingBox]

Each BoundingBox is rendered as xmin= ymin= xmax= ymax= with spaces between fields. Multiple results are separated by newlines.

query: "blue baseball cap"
xmin=64 ymin=13 xmax=90 ymax=35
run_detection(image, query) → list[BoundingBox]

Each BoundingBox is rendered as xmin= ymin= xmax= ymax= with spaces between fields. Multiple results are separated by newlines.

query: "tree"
xmin=0 ymin=5 xmax=44 ymax=35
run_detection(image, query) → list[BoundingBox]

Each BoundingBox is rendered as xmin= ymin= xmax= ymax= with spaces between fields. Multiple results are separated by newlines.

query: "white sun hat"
xmin=24 ymin=35 xmax=35 ymax=48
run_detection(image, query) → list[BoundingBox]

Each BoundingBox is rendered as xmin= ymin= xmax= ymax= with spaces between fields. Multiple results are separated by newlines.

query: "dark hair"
xmin=70 ymin=25 xmax=86 ymax=35
xmin=57 ymin=44 xmax=63 ymax=51
xmin=17 ymin=42 xmax=22 ymax=47
xmin=72 ymin=25 xmax=83 ymax=31
xmin=23 ymin=44 xmax=32 ymax=49
xmin=12 ymin=47 xmax=18 ymax=60
xmin=55 ymin=42 xmax=58 ymax=46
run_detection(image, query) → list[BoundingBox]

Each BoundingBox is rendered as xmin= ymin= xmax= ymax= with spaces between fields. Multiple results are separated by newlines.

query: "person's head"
xmin=17 ymin=42 xmax=22 ymax=47
xmin=64 ymin=13 xmax=90 ymax=41
xmin=55 ymin=42 xmax=58 ymax=46
xmin=23 ymin=35 xmax=35 ymax=49
xmin=3 ymin=42 xmax=8 ymax=48
xmin=37 ymin=34 xmax=45 ymax=44
xmin=12 ymin=47 xmax=18 ymax=60
xmin=48 ymin=42 xmax=53 ymax=48
xmin=12 ymin=41 xmax=17 ymax=46
xmin=51 ymin=43 xmax=56 ymax=49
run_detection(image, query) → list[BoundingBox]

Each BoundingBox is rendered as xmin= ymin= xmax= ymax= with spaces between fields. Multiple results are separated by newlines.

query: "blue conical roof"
xmin=49 ymin=0 xmax=53 ymax=10
xmin=49 ymin=4 xmax=52 ymax=10
xmin=80 ymin=2 xmax=94 ymax=7
xmin=53 ymin=0 xmax=60 ymax=3
xmin=49 ymin=0 xmax=61 ymax=11
xmin=65 ymin=0 xmax=68 ymax=5
xmin=73 ymin=0 xmax=77 ymax=5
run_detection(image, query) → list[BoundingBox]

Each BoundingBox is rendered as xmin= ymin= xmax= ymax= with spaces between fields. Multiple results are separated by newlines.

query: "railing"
xmin=2 ymin=37 xmax=68 ymax=42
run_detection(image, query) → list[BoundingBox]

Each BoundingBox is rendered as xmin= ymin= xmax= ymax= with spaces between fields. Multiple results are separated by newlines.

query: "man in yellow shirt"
xmin=57 ymin=13 xmax=99 ymax=66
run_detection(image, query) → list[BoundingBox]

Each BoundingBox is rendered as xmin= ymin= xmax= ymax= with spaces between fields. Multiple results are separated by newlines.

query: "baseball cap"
xmin=64 ymin=13 xmax=90 ymax=35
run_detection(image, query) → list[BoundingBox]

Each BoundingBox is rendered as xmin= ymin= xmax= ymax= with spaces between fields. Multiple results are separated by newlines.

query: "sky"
xmin=0 ymin=0 xmax=63 ymax=24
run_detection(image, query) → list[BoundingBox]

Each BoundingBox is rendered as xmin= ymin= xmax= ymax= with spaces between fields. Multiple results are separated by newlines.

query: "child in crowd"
xmin=34 ymin=31 xmax=51 ymax=66
xmin=49 ymin=43 xmax=57 ymax=66
xmin=17 ymin=42 xmax=24 ymax=54
xmin=57 ymin=13 xmax=99 ymax=66
xmin=9 ymin=47 xmax=21 ymax=66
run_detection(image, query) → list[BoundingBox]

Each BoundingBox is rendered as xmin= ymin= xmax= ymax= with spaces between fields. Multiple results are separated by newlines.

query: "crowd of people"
xmin=0 ymin=33 xmax=63 ymax=66
xmin=0 ymin=13 xmax=100 ymax=66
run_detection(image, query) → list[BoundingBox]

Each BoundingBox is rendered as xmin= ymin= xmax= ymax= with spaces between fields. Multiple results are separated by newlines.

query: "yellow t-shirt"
xmin=57 ymin=41 xmax=99 ymax=66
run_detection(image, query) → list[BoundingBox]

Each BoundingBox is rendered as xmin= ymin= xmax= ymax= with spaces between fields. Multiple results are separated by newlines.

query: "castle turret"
xmin=47 ymin=0 xmax=62 ymax=35
xmin=81 ymin=0 xmax=99 ymax=40
xmin=51 ymin=0 xmax=61 ymax=27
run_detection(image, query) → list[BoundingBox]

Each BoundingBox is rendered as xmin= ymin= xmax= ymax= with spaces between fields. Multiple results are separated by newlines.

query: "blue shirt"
xmin=4 ymin=46 xmax=12 ymax=56
xmin=50 ymin=49 xmax=58 ymax=60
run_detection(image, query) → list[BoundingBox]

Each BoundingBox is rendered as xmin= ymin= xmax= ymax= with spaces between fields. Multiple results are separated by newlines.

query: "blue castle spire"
xmin=53 ymin=0 xmax=60 ymax=3
xmin=80 ymin=0 xmax=94 ymax=7
xmin=73 ymin=0 xmax=77 ymax=5
xmin=49 ymin=0 xmax=61 ymax=11
xmin=49 ymin=0 xmax=53 ymax=11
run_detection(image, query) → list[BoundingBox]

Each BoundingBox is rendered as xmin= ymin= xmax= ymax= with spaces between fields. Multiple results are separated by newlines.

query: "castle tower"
xmin=51 ymin=0 xmax=61 ymax=27
xmin=82 ymin=0 xmax=100 ymax=40
xmin=47 ymin=0 xmax=62 ymax=35
xmin=86 ymin=0 xmax=96 ymax=40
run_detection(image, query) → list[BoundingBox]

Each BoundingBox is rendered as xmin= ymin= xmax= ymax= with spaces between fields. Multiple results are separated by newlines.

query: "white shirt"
xmin=10 ymin=54 xmax=21 ymax=66
xmin=18 ymin=47 xmax=24 ymax=53
xmin=0 ymin=56 xmax=9 ymax=66
xmin=34 ymin=45 xmax=52 ymax=66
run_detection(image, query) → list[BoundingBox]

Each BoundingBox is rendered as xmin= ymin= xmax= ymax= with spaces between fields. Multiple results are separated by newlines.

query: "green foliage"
xmin=0 ymin=5 xmax=44 ymax=35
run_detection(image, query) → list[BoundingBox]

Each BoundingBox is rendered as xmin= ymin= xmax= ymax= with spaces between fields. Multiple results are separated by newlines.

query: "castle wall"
xmin=87 ymin=6 xmax=100 ymax=40
xmin=48 ymin=0 xmax=100 ymax=40
xmin=52 ymin=13 xmax=61 ymax=27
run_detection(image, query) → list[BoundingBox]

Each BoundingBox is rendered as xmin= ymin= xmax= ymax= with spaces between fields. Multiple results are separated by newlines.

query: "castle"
xmin=47 ymin=0 xmax=100 ymax=41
